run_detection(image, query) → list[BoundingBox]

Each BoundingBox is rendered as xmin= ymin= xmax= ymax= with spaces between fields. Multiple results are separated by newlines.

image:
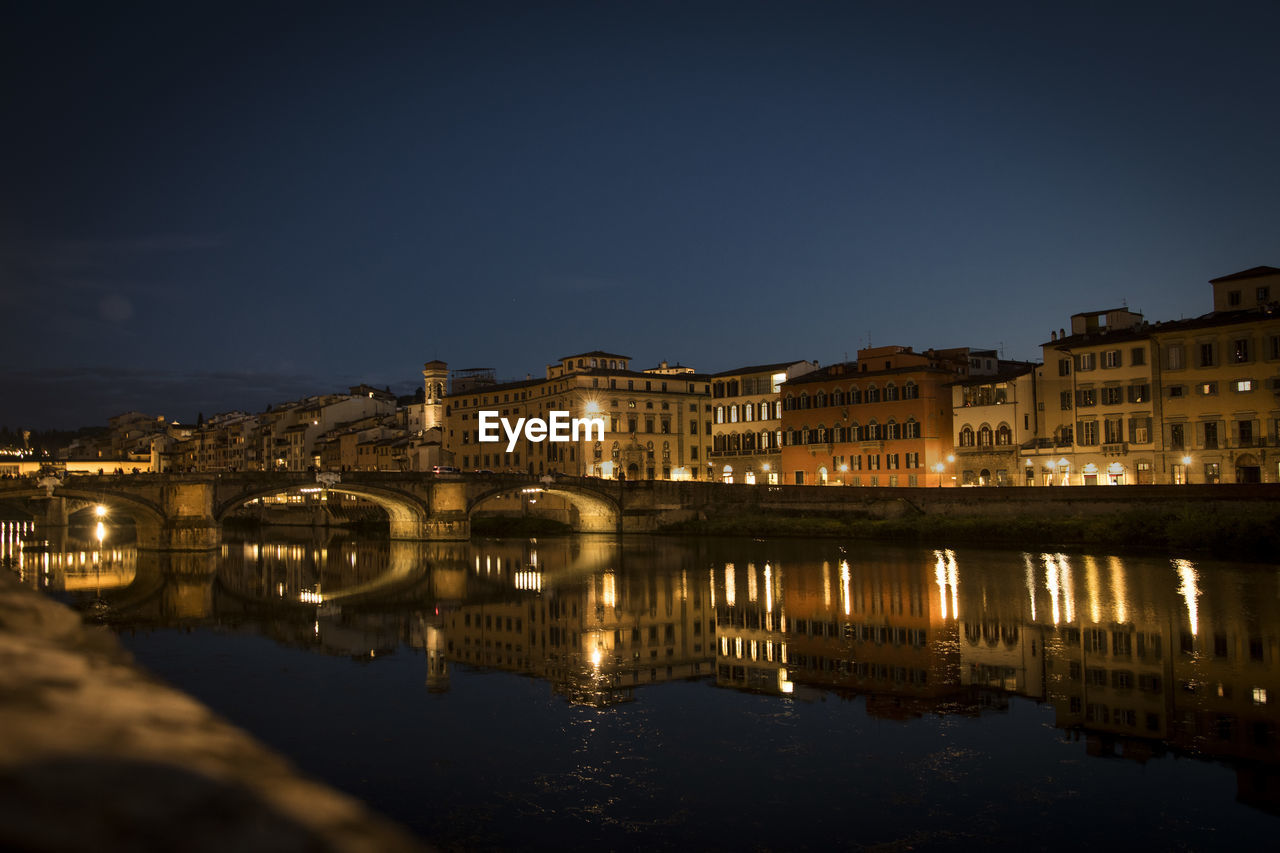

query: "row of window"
xmin=1166 ymin=419 xmax=1267 ymax=451
xmin=795 ymin=471 xmax=920 ymax=486
xmin=1167 ymin=378 xmax=1261 ymax=397
xmin=830 ymin=452 xmax=922 ymax=470
xmin=1061 ymin=384 xmax=1151 ymax=409
xmin=713 ymin=432 xmax=780 ymax=452
xmin=783 ymin=421 xmax=923 ymax=444
xmin=1071 ymin=417 xmax=1153 ymax=446
xmin=714 ymin=401 xmax=782 ymax=423
xmin=1064 ymin=347 xmax=1148 ymax=373
xmin=783 ymin=383 xmax=920 ymax=409
xmin=1166 ymin=336 xmax=1280 ymax=369
xmin=1061 ymin=335 xmax=1280 ymax=375
xmin=958 ymin=424 xmax=1013 ymax=447
xmin=711 ymin=375 xmax=784 ymax=398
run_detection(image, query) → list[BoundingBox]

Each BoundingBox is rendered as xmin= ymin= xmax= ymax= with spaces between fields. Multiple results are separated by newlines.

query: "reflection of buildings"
xmin=1014 ymin=551 xmax=1280 ymax=807
xmin=24 ymin=516 xmax=1278 ymax=807
xmin=710 ymin=549 xmax=968 ymax=718
xmin=440 ymin=539 xmax=716 ymax=705
xmin=217 ymin=534 xmax=393 ymax=604
xmin=1 ymin=519 xmax=138 ymax=594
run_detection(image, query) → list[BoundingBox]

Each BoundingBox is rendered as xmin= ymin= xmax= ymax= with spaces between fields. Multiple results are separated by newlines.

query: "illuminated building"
xmin=1032 ymin=308 xmax=1158 ymax=486
xmin=440 ymin=352 xmax=713 ymax=479
xmin=779 ymin=345 xmax=971 ymax=486
xmin=709 ymin=360 xmax=816 ymax=485
xmin=1027 ymin=265 xmax=1279 ymax=485
xmin=1150 ymin=266 xmax=1280 ymax=484
xmin=950 ymin=360 xmax=1038 ymax=486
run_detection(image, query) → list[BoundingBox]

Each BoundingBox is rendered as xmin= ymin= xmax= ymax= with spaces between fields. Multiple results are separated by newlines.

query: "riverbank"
xmin=658 ymin=502 xmax=1280 ymax=558
xmin=0 ymin=573 xmax=427 ymax=852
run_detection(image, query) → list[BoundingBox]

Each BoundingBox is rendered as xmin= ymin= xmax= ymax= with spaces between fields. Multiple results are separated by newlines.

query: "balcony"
xmin=1101 ymin=443 xmax=1127 ymax=455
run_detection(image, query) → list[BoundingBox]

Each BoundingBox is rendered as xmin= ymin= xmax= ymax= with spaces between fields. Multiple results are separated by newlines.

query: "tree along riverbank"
xmin=657 ymin=503 xmax=1280 ymax=558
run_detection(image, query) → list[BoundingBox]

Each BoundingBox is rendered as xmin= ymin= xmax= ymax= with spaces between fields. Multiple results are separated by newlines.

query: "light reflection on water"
xmin=4 ymin=519 xmax=1280 ymax=848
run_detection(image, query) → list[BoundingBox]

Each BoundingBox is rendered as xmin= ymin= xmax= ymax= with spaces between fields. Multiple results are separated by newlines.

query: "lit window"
xmin=1255 ymin=687 xmax=1268 ymax=705
xmin=1234 ymin=379 xmax=1254 ymax=392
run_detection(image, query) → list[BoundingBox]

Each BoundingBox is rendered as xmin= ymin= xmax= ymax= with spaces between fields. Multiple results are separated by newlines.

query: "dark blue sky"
xmin=3 ymin=1 xmax=1277 ymax=428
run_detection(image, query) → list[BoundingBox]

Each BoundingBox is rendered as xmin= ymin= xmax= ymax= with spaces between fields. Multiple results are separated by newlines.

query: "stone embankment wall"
xmin=620 ymin=481 xmax=1280 ymax=525
xmin=0 ymin=573 xmax=427 ymax=852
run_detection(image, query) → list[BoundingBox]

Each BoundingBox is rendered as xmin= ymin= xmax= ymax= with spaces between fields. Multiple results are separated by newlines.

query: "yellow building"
xmin=1022 ymin=265 xmax=1279 ymax=485
xmin=1151 ymin=266 xmax=1280 ymax=484
xmin=441 ymin=351 xmax=712 ymax=479
xmin=950 ymin=360 xmax=1038 ymax=486
xmin=1032 ymin=309 xmax=1159 ymax=485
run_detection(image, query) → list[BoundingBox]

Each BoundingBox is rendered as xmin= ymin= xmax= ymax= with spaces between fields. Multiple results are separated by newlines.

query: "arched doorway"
xmin=1236 ymin=453 xmax=1262 ymax=484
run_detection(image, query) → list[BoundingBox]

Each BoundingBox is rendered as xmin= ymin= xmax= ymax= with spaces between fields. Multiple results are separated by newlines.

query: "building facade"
xmin=779 ymin=346 xmax=971 ymax=487
xmin=951 ymin=362 xmax=1038 ymax=487
xmin=1151 ymin=266 xmax=1280 ymax=484
xmin=1032 ymin=309 xmax=1159 ymax=486
xmin=709 ymin=360 xmax=817 ymax=485
xmin=1025 ymin=266 xmax=1279 ymax=485
xmin=442 ymin=351 xmax=713 ymax=479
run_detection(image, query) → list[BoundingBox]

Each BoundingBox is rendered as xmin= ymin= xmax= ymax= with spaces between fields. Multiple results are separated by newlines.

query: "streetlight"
xmin=934 ymin=462 xmax=945 ymax=488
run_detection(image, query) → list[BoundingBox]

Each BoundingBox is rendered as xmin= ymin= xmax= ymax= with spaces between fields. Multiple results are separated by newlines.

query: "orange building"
xmin=779 ymin=345 xmax=971 ymax=486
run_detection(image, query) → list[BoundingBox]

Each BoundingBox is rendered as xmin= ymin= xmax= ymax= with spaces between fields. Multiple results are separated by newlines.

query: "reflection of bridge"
xmin=4 ymin=472 xmax=1279 ymax=551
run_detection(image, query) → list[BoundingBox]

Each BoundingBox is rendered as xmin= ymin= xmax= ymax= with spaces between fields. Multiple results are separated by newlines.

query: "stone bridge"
xmin=3 ymin=471 xmax=1279 ymax=551
xmin=0 ymin=472 xmax=675 ymax=549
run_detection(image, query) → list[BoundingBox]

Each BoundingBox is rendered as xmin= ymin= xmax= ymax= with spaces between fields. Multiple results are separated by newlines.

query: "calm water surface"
xmin=5 ymin=520 xmax=1280 ymax=850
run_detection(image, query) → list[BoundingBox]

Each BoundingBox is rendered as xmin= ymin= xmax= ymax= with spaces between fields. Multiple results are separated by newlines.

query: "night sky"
xmin=3 ymin=1 xmax=1277 ymax=429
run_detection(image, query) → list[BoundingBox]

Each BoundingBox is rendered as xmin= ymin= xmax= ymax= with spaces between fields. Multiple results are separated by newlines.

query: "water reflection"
xmin=4 ymin=519 xmax=1280 ymax=814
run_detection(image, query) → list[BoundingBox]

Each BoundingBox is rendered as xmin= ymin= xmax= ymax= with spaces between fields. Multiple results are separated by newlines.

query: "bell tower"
xmin=422 ymin=360 xmax=447 ymax=433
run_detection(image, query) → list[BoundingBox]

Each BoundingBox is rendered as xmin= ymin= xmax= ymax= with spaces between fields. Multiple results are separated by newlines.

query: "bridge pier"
xmin=152 ymin=550 xmax=219 ymax=620
xmin=424 ymin=480 xmax=471 ymax=541
xmin=137 ymin=482 xmax=221 ymax=551
xmin=35 ymin=496 xmax=69 ymax=530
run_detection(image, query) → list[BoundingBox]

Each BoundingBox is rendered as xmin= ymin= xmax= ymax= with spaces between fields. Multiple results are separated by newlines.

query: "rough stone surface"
xmin=0 ymin=573 xmax=428 ymax=852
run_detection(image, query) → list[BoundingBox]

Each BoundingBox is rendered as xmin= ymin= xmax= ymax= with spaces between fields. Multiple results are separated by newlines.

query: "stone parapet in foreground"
xmin=0 ymin=573 xmax=428 ymax=852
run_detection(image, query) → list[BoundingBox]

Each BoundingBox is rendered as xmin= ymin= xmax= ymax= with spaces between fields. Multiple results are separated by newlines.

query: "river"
xmin=5 ymin=520 xmax=1279 ymax=849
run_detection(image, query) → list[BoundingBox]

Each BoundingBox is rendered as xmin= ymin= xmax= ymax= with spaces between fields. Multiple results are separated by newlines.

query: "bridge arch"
xmin=466 ymin=481 xmax=619 ymax=534
xmin=213 ymin=483 xmax=430 ymax=540
xmin=0 ymin=485 xmax=168 ymax=547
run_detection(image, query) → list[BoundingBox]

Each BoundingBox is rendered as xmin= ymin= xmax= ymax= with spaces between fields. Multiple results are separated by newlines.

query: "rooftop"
xmin=710 ymin=360 xmax=811 ymax=378
xmin=1209 ymin=265 xmax=1280 ymax=284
